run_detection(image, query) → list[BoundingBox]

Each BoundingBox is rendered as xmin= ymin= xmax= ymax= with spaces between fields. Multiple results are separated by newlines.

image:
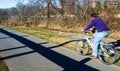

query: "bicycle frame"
xmin=84 ymin=33 xmax=109 ymax=56
xmin=76 ymin=32 xmax=117 ymax=65
xmin=84 ymin=34 xmax=93 ymax=48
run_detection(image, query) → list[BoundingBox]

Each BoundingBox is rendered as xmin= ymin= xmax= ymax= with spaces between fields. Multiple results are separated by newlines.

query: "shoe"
xmin=89 ymin=55 xmax=97 ymax=59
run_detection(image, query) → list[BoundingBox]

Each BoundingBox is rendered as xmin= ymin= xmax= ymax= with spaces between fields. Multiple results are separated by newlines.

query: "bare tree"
xmin=0 ymin=9 xmax=9 ymax=22
xmin=43 ymin=0 xmax=51 ymax=28
xmin=15 ymin=0 xmax=26 ymax=23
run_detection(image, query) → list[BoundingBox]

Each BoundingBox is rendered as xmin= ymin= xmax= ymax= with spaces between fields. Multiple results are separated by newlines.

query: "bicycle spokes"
xmin=98 ymin=46 xmax=117 ymax=65
xmin=76 ymin=40 xmax=89 ymax=56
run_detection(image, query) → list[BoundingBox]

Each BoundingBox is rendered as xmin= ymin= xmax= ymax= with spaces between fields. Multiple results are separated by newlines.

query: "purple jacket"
xmin=84 ymin=18 xmax=109 ymax=32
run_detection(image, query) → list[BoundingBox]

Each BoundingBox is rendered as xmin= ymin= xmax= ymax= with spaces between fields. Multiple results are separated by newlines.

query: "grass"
xmin=0 ymin=55 xmax=9 ymax=71
xmin=109 ymin=31 xmax=120 ymax=40
xmin=1 ymin=26 xmax=120 ymax=66
xmin=3 ymin=26 xmax=76 ymax=50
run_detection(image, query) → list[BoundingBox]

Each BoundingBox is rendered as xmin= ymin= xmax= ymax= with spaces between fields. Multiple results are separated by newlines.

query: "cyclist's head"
xmin=90 ymin=13 xmax=98 ymax=18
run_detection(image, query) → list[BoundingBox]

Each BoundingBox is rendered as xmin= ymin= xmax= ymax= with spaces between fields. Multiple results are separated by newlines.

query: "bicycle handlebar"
xmin=84 ymin=31 xmax=93 ymax=39
xmin=84 ymin=31 xmax=91 ymax=35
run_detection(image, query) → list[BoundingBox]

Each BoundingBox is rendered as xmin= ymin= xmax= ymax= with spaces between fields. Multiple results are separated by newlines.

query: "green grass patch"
xmin=35 ymin=31 xmax=59 ymax=38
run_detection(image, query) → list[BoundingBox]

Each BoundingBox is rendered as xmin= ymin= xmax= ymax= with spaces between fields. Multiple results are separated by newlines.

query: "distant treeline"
xmin=0 ymin=0 xmax=120 ymax=31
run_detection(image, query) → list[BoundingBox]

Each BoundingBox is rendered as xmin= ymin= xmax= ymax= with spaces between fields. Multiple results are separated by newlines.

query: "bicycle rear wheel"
xmin=76 ymin=39 xmax=89 ymax=56
xmin=98 ymin=45 xmax=117 ymax=65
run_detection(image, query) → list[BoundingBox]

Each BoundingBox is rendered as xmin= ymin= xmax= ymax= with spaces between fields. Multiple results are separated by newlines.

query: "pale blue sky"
xmin=0 ymin=0 xmax=28 ymax=9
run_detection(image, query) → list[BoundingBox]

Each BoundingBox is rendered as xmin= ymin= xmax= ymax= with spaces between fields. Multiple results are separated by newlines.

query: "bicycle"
xmin=76 ymin=32 xmax=117 ymax=65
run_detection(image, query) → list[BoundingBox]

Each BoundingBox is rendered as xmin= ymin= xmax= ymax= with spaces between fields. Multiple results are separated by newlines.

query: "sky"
xmin=0 ymin=0 xmax=28 ymax=9
xmin=0 ymin=0 xmax=119 ymax=9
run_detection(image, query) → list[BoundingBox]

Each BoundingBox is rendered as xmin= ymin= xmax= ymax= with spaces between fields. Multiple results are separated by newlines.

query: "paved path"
xmin=0 ymin=28 xmax=120 ymax=71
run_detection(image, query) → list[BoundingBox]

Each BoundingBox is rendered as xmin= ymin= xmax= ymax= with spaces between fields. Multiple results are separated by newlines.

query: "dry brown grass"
xmin=0 ymin=55 xmax=9 ymax=71
xmin=109 ymin=31 xmax=120 ymax=40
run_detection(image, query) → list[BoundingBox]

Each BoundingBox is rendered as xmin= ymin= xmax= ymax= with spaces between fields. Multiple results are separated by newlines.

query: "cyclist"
xmin=83 ymin=13 xmax=109 ymax=58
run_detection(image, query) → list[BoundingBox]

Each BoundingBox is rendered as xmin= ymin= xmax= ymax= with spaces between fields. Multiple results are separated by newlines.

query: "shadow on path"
xmin=0 ymin=28 xmax=99 ymax=71
xmin=109 ymin=40 xmax=120 ymax=50
xmin=109 ymin=40 xmax=120 ymax=62
xmin=0 ymin=46 xmax=26 ymax=52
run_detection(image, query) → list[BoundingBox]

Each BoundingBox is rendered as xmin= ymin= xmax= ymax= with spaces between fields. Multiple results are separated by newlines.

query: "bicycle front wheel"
xmin=98 ymin=45 xmax=117 ymax=65
xmin=76 ymin=39 xmax=89 ymax=56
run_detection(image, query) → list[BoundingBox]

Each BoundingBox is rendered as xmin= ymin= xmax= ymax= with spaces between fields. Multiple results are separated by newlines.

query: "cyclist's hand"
xmin=81 ymin=29 xmax=84 ymax=32
xmin=80 ymin=29 xmax=86 ymax=34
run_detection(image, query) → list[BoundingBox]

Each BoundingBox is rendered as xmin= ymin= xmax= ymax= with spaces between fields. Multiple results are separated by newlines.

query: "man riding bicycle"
xmin=83 ymin=13 xmax=109 ymax=58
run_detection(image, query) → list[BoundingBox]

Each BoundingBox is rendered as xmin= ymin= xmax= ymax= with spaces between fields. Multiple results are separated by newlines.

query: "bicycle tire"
xmin=98 ymin=45 xmax=117 ymax=65
xmin=76 ymin=39 xmax=89 ymax=56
